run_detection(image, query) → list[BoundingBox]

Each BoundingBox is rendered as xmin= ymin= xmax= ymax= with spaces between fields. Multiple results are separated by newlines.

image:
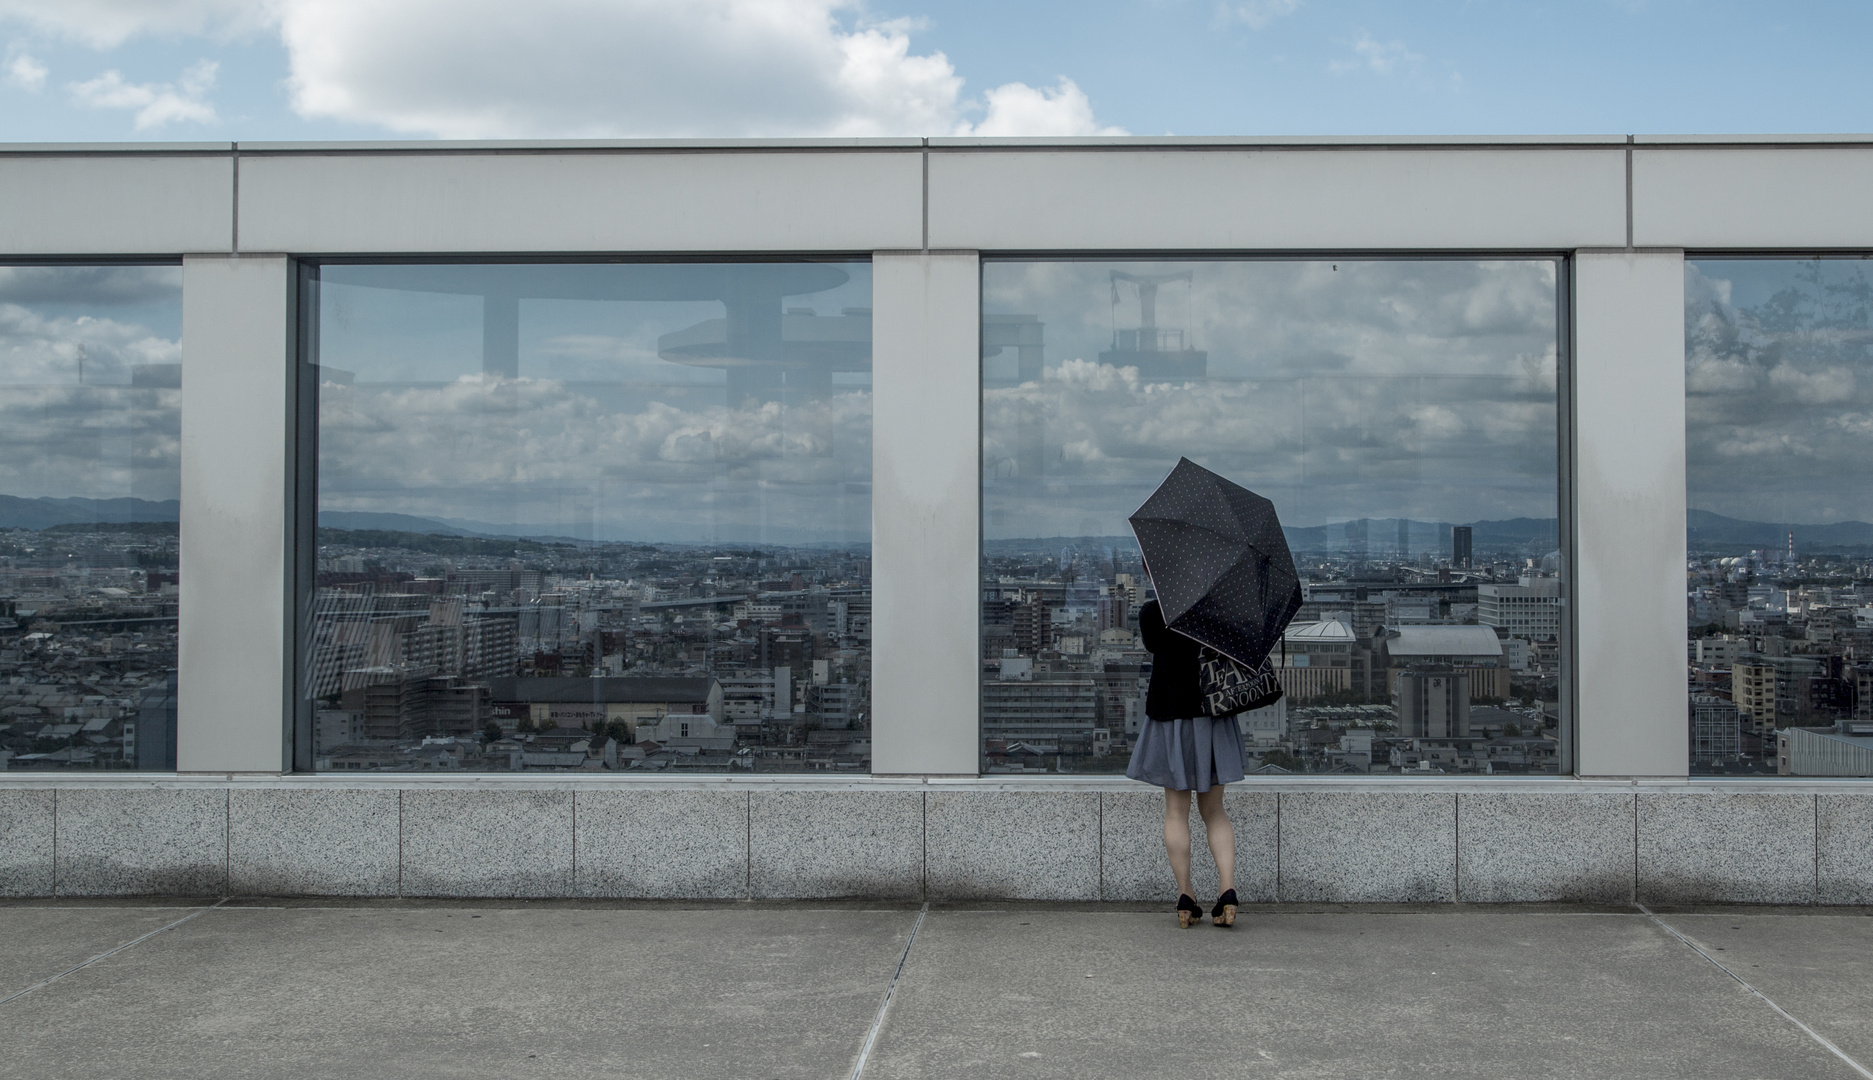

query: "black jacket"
xmin=1138 ymin=600 xmax=1203 ymax=721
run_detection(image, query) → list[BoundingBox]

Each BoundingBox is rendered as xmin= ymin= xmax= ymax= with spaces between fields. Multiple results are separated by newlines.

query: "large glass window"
xmin=982 ymin=259 xmax=1564 ymax=775
xmin=299 ymin=262 xmax=871 ymax=772
xmin=0 ymin=264 xmax=182 ymax=771
xmin=1686 ymin=257 xmax=1873 ymax=777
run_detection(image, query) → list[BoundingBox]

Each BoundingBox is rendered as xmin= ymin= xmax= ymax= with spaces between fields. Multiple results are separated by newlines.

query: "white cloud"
xmin=1224 ymin=0 xmax=1299 ymax=30
xmin=0 ymin=0 xmax=271 ymax=49
xmin=317 ymin=376 xmax=872 ymax=540
xmin=1330 ymin=33 xmax=1422 ymax=76
xmin=1767 ymin=361 xmax=1855 ymax=404
xmin=274 ymin=0 xmax=1123 ymax=138
xmin=0 ymin=0 xmax=1120 ymax=137
xmin=4 ymin=50 xmax=46 ymax=91
xmin=0 ymin=297 xmax=183 ymax=502
xmin=967 ymin=78 xmax=1125 ymax=138
xmin=69 ymin=59 xmax=218 ymax=128
xmin=980 ymin=259 xmax=1564 ymax=536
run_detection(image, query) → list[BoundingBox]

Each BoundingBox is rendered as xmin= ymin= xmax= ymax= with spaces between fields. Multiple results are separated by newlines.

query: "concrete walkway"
xmin=3 ymin=900 xmax=1871 ymax=1080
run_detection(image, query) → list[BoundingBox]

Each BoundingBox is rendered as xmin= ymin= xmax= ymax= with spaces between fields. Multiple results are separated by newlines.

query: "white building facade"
xmin=2 ymin=136 xmax=1871 ymax=905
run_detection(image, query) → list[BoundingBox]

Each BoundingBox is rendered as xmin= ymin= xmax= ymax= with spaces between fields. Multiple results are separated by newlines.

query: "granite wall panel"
xmin=1638 ymin=792 xmax=1816 ymax=905
xmin=401 ymin=789 xmax=573 ymax=898
xmin=54 ymin=787 xmax=226 ymax=897
xmin=228 ymin=788 xmax=399 ymax=897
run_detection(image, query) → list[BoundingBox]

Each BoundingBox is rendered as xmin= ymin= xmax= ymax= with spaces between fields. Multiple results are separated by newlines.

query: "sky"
xmin=311 ymin=263 xmax=875 ymax=545
xmin=982 ymin=259 xmax=1561 ymax=541
xmin=0 ymin=266 xmax=183 ymax=505
xmin=0 ymin=0 xmax=1870 ymax=142
xmin=1687 ymin=258 xmax=1873 ymax=526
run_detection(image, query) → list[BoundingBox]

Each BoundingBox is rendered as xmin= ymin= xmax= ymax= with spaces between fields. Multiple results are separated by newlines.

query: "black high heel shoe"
xmin=1175 ymin=893 xmax=1202 ymax=929
xmin=1211 ymin=888 xmax=1238 ymax=928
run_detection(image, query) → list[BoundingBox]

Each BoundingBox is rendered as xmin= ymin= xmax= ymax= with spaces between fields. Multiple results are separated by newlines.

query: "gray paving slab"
xmin=866 ymin=908 xmax=1868 ymax=1080
xmin=0 ymin=904 xmax=202 ymax=999
xmin=1661 ymin=912 xmax=1873 ymax=1069
xmin=0 ymin=903 xmax=921 ymax=1080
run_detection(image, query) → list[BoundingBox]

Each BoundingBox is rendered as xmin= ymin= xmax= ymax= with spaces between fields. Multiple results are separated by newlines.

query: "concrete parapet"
xmin=925 ymin=790 xmax=1100 ymax=900
xmin=577 ymin=788 xmax=748 ymax=899
xmin=53 ymin=787 xmax=226 ymax=897
xmin=401 ymin=788 xmax=573 ymax=898
xmin=1817 ymin=793 xmax=1873 ymax=905
xmin=0 ymin=787 xmax=53 ymax=897
xmin=749 ymin=789 xmax=923 ymax=899
xmin=1638 ymin=791 xmax=1817 ymax=905
xmin=1458 ymin=792 xmax=1635 ymax=903
xmin=1 ymin=779 xmax=1870 ymax=903
xmin=228 ymin=788 xmax=400 ymax=897
xmin=1099 ymin=789 xmax=1277 ymax=902
xmin=1279 ymin=790 xmax=1457 ymax=902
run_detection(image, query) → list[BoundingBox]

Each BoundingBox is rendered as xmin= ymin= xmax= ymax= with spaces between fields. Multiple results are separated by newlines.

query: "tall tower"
xmin=1451 ymin=525 xmax=1473 ymax=569
xmin=1098 ymin=271 xmax=1206 ymax=380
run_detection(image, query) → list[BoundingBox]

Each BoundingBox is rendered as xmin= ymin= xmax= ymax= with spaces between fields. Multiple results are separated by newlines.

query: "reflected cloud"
xmin=319 ymin=374 xmax=870 ymax=542
xmin=0 ymin=267 xmax=183 ymax=503
xmin=983 ymin=260 xmax=1560 ymax=538
xmin=1687 ymin=259 xmax=1873 ymax=523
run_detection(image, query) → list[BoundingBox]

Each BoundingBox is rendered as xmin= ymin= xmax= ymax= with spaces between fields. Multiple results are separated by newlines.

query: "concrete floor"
xmin=3 ymin=900 xmax=1871 ymax=1080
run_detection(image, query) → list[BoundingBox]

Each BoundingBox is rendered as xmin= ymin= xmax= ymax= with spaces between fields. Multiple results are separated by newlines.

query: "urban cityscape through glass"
xmin=0 ymin=264 xmax=182 ymax=771
xmin=1686 ymin=258 xmax=1873 ymax=777
xmin=302 ymin=262 xmax=872 ymax=772
xmin=982 ymin=259 xmax=1565 ymax=775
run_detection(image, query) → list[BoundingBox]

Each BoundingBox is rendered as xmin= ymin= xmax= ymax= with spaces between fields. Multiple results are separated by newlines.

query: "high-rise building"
xmin=133 ymin=671 xmax=177 ymax=771
xmin=1452 ymin=525 xmax=1473 ymax=569
xmin=1396 ymin=668 xmax=1470 ymax=738
xmin=1477 ymin=576 xmax=1562 ymax=642
xmin=1012 ymin=598 xmax=1051 ymax=655
xmin=1690 ymin=694 xmax=1742 ymax=759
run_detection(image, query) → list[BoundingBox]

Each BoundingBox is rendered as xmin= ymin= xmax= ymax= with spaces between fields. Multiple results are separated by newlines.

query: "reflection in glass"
xmin=0 ymin=265 xmax=182 ymax=771
xmin=301 ymin=262 xmax=871 ymax=772
xmin=1686 ymin=259 xmax=1873 ymax=777
xmin=982 ymin=260 xmax=1563 ymax=775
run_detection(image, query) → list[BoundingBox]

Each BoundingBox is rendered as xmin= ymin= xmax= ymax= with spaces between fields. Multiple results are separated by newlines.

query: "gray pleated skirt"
xmin=1125 ymin=716 xmax=1248 ymax=792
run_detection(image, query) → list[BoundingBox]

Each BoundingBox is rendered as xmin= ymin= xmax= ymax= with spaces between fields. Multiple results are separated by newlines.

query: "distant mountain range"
xmin=1687 ymin=509 xmax=1873 ymax=549
xmin=316 ymin=511 xmax=482 ymax=537
xmin=988 ymin=517 xmax=1562 ymax=554
xmin=0 ymin=495 xmax=178 ymax=530
xmin=12 ymin=495 xmax=1860 ymax=554
xmin=1277 ymin=517 xmax=1560 ymax=551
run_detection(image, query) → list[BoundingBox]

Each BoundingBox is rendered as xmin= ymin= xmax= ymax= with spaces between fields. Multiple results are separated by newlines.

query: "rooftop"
xmin=1284 ymin=619 xmax=1356 ymax=643
xmin=4 ymin=899 xmax=1870 ymax=1079
xmin=485 ymin=676 xmax=715 ymax=704
xmin=1385 ymin=624 xmax=1505 ymax=658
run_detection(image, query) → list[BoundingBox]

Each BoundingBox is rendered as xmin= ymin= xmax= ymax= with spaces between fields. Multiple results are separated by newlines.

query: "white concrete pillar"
xmin=1573 ymin=250 xmax=1688 ymax=778
xmin=870 ymin=251 xmax=981 ymax=775
xmin=178 ymin=254 xmax=293 ymax=773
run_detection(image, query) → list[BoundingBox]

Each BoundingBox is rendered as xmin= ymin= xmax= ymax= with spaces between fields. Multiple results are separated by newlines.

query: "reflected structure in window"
xmin=0 ymin=265 xmax=182 ymax=771
xmin=1686 ymin=258 xmax=1873 ymax=777
xmin=300 ymin=262 xmax=872 ymax=772
xmin=982 ymin=259 xmax=1564 ymax=775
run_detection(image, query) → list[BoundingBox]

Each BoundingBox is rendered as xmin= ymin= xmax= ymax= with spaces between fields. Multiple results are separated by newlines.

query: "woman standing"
xmin=1126 ymin=596 xmax=1247 ymax=928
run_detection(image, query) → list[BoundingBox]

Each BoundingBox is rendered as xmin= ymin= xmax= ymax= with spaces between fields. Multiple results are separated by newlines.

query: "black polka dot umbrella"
xmin=1128 ymin=457 xmax=1304 ymax=668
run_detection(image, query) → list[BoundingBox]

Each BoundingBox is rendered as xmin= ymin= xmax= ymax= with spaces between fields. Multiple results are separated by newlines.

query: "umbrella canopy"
xmin=1128 ymin=457 xmax=1304 ymax=668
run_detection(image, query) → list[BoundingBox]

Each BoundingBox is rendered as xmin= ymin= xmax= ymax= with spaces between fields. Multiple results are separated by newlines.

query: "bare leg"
xmin=1197 ymin=784 xmax=1235 ymax=895
xmin=1163 ymin=788 xmax=1194 ymax=898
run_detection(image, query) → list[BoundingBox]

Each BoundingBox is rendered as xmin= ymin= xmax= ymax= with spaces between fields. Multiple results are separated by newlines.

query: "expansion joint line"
xmin=850 ymin=902 xmax=929 ymax=1080
xmin=1637 ymin=903 xmax=1873 ymax=1079
xmin=0 ymin=899 xmax=228 ymax=1007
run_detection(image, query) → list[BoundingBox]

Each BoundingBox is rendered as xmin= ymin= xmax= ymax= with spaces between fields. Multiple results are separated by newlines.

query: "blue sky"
xmin=0 ymin=0 xmax=1867 ymax=142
